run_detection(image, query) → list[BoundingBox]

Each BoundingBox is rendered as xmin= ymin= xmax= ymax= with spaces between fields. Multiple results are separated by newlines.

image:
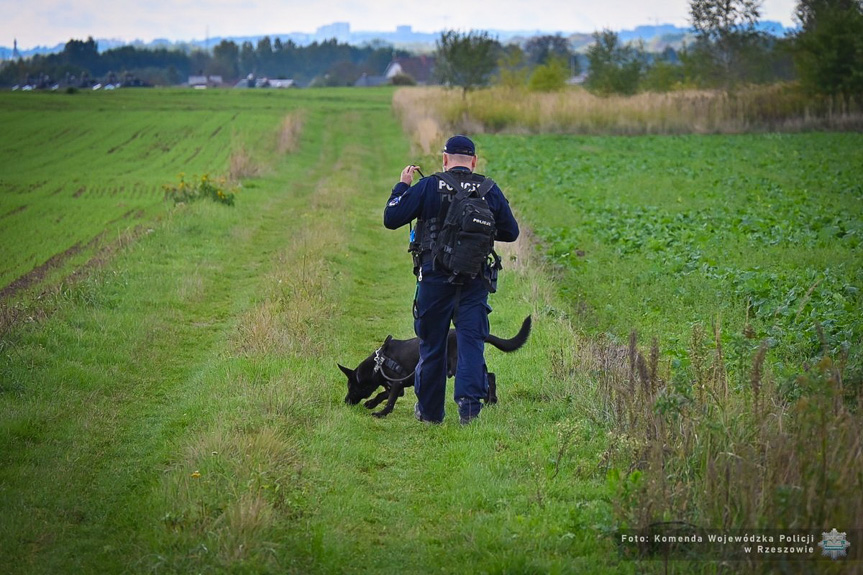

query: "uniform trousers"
xmin=413 ymin=268 xmax=490 ymax=423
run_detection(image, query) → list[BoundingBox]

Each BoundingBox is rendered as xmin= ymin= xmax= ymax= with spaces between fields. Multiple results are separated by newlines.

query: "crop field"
xmin=482 ymin=132 xmax=863 ymax=381
xmin=1 ymin=87 xmax=862 ymax=574
xmin=477 ymin=132 xmax=863 ymax=559
xmin=0 ymin=89 xmax=320 ymax=293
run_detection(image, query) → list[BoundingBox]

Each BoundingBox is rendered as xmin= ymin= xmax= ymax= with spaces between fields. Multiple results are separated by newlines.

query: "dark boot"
xmin=485 ymin=372 xmax=498 ymax=404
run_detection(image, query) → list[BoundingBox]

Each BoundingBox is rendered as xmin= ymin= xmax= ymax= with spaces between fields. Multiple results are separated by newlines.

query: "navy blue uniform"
xmin=384 ymin=166 xmax=519 ymax=422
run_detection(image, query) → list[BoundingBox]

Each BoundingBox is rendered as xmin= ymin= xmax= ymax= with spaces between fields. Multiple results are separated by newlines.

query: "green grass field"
xmin=1 ymin=89 xmax=622 ymax=574
xmin=1 ymin=90 xmax=268 ymax=289
xmin=1 ymin=88 xmax=861 ymax=574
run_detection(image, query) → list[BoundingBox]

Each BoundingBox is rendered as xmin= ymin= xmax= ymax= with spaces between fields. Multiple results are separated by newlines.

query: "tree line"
xmin=0 ymin=36 xmax=408 ymax=88
xmin=3 ymin=0 xmax=861 ymax=102
xmin=439 ymin=0 xmax=862 ymax=103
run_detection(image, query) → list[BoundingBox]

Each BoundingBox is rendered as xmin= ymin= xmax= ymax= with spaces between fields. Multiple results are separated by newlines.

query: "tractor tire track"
xmin=107 ymin=129 xmax=144 ymax=155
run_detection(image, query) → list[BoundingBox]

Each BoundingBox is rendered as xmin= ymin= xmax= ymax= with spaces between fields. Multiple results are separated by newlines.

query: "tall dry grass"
xmin=277 ymin=112 xmax=304 ymax=155
xmin=228 ymin=112 xmax=305 ymax=183
xmin=228 ymin=143 xmax=262 ymax=181
xmin=597 ymin=322 xmax=863 ymax=548
xmin=392 ymin=87 xmax=447 ymax=154
xmin=394 ymin=85 xmax=863 ymax=136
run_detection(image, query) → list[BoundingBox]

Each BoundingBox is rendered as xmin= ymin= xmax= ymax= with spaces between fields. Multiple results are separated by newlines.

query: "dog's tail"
xmin=486 ymin=315 xmax=532 ymax=353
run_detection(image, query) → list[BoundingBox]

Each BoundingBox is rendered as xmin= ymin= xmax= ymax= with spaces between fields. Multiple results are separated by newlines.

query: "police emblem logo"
xmin=818 ymin=528 xmax=850 ymax=560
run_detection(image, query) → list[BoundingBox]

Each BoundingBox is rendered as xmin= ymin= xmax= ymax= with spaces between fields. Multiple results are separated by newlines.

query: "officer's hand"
xmin=400 ymin=165 xmax=420 ymax=185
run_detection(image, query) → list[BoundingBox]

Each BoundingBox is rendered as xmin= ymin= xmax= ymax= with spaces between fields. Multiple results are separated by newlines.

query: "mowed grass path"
xmin=1 ymin=90 xmax=621 ymax=574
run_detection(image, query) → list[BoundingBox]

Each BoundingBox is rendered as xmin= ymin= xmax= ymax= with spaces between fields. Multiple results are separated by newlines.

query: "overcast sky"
xmin=3 ymin=0 xmax=799 ymax=49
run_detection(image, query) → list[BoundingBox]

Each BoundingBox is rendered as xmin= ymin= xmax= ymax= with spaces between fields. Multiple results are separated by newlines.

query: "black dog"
xmin=338 ymin=316 xmax=532 ymax=418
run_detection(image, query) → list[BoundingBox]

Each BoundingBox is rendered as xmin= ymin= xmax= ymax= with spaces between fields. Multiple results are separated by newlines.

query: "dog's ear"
xmin=337 ymin=363 xmax=355 ymax=380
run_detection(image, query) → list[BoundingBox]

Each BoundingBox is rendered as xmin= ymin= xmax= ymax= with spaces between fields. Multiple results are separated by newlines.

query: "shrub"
xmin=390 ymin=73 xmax=416 ymax=86
xmin=163 ymin=173 xmax=235 ymax=206
xmin=528 ymin=58 xmax=568 ymax=92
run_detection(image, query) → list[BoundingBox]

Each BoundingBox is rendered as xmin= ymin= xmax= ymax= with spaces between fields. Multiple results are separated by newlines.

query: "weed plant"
xmin=599 ymin=327 xmax=862 ymax=570
xmin=163 ymin=173 xmax=236 ymax=206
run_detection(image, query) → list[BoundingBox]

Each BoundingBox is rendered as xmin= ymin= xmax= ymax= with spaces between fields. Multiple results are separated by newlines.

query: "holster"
xmin=483 ymin=250 xmax=503 ymax=293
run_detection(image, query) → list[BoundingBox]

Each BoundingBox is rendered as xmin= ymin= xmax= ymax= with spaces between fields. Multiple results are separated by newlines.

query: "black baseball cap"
xmin=443 ymin=134 xmax=475 ymax=156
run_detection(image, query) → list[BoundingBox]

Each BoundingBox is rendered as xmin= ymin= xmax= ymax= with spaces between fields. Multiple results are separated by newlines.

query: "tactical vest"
xmin=410 ymin=171 xmax=502 ymax=289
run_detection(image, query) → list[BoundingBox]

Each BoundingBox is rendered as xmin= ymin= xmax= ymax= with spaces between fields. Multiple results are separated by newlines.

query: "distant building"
xmin=233 ymin=75 xmax=294 ymax=89
xmin=316 ymin=22 xmax=350 ymax=43
xmin=567 ymin=72 xmax=588 ymax=86
xmin=354 ymin=73 xmax=388 ymax=87
xmin=188 ymin=75 xmax=223 ymax=88
xmin=263 ymin=78 xmax=294 ymax=88
xmin=384 ymin=56 xmax=435 ymax=85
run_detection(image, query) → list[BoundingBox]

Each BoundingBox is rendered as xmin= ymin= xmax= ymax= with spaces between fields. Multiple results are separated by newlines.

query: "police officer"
xmin=383 ymin=135 xmax=519 ymax=424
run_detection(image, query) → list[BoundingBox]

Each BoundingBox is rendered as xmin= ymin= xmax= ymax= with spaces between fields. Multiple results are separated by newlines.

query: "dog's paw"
xmin=371 ymin=410 xmax=389 ymax=418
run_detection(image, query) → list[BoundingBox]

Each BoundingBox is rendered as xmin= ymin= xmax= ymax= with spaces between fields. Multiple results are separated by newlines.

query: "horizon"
xmin=6 ymin=21 xmax=701 ymax=52
xmin=2 ymin=0 xmax=798 ymax=51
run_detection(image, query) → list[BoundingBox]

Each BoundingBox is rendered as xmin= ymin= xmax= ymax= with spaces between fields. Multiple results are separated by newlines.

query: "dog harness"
xmin=373 ymin=336 xmax=414 ymax=383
